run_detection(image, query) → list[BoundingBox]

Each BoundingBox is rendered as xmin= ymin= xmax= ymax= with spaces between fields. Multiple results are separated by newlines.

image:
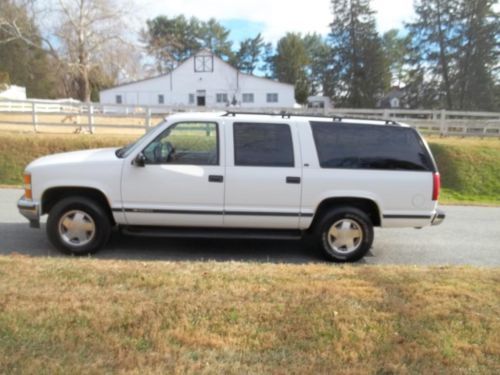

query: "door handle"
xmin=208 ymin=175 xmax=224 ymax=183
xmin=286 ymin=176 xmax=301 ymax=184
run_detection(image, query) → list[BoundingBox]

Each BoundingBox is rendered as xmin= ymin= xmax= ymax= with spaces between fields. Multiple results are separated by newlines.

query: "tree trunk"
xmin=436 ymin=0 xmax=454 ymax=109
xmin=77 ymin=66 xmax=90 ymax=102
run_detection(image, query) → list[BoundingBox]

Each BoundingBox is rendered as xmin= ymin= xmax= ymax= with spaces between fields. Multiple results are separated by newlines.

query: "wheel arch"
xmin=41 ymin=186 xmax=115 ymax=225
xmin=309 ymin=197 xmax=382 ymax=230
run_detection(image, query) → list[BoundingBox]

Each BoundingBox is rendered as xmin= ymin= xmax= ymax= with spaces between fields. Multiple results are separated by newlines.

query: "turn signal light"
xmin=23 ymin=173 xmax=32 ymax=200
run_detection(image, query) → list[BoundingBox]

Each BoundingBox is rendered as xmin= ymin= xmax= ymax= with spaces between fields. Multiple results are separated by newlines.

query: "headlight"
xmin=23 ymin=173 xmax=32 ymax=200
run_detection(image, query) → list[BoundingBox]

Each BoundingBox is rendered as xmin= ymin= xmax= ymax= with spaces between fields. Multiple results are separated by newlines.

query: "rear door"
xmin=223 ymin=120 xmax=302 ymax=229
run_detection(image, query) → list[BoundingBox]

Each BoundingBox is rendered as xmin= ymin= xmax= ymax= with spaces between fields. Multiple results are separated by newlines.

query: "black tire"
xmin=314 ymin=206 xmax=374 ymax=262
xmin=46 ymin=196 xmax=111 ymax=255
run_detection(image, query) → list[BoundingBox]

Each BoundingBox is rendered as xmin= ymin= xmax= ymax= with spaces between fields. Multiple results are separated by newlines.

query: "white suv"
xmin=18 ymin=112 xmax=445 ymax=262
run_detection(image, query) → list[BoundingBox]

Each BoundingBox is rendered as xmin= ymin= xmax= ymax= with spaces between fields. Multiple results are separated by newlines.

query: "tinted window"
xmin=234 ymin=122 xmax=294 ymax=167
xmin=310 ymin=122 xmax=434 ymax=171
xmin=143 ymin=122 xmax=218 ymax=165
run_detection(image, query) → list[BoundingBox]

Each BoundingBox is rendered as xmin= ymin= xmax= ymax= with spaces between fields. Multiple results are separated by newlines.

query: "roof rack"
xmin=223 ymin=110 xmax=347 ymax=122
xmin=222 ymin=111 xmax=400 ymax=126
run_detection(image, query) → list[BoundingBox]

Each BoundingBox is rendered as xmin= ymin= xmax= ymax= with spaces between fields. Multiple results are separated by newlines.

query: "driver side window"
xmin=142 ymin=122 xmax=219 ymax=165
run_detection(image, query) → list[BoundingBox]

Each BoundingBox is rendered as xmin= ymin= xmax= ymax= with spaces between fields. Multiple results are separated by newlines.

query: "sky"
xmin=141 ymin=0 xmax=416 ymax=43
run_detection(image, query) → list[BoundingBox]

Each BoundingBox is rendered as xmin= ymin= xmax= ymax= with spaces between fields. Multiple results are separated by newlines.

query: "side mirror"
xmin=132 ymin=152 xmax=146 ymax=167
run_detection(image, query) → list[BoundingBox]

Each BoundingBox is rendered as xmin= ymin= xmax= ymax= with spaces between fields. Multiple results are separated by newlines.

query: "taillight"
xmin=23 ymin=173 xmax=32 ymax=200
xmin=432 ymin=172 xmax=440 ymax=201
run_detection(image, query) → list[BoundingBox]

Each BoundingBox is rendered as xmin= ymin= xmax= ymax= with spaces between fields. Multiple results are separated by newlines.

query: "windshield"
xmin=115 ymin=123 xmax=163 ymax=158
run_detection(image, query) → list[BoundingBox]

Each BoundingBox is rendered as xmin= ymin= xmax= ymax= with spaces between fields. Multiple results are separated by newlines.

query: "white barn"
xmin=100 ymin=50 xmax=295 ymax=108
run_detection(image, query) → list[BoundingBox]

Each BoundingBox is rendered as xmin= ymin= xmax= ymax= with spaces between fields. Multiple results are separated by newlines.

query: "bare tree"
xmin=53 ymin=0 xmax=139 ymax=101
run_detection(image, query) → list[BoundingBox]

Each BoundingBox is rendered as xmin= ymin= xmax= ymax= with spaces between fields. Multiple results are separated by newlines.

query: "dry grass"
xmin=0 ymin=255 xmax=499 ymax=374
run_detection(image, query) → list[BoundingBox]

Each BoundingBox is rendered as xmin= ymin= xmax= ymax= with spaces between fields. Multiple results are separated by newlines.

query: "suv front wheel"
xmin=315 ymin=207 xmax=374 ymax=262
xmin=46 ymin=196 xmax=111 ymax=255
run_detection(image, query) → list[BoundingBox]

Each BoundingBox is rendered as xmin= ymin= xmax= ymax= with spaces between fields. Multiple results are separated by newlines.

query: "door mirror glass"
xmin=132 ymin=152 xmax=146 ymax=167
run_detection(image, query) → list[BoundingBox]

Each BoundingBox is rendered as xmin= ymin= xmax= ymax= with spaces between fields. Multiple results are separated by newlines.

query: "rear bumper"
xmin=17 ymin=196 xmax=40 ymax=228
xmin=431 ymin=208 xmax=446 ymax=226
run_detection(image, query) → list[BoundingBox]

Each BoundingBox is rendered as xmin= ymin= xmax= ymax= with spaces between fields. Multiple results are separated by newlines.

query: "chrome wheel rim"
xmin=58 ymin=210 xmax=96 ymax=247
xmin=327 ymin=219 xmax=363 ymax=254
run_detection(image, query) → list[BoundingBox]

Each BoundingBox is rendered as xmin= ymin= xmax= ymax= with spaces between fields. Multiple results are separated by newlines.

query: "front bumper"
xmin=17 ymin=196 xmax=40 ymax=228
xmin=431 ymin=208 xmax=446 ymax=226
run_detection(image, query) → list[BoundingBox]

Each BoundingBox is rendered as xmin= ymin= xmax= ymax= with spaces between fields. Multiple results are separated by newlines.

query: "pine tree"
xmin=143 ymin=16 xmax=233 ymax=74
xmin=303 ymin=33 xmax=331 ymax=95
xmin=233 ymin=33 xmax=264 ymax=74
xmin=455 ymin=0 xmax=499 ymax=111
xmin=271 ymin=33 xmax=310 ymax=104
xmin=328 ymin=0 xmax=390 ymax=107
xmin=406 ymin=0 xmax=499 ymax=110
xmin=0 ymin=0 xmax=57 ymax=98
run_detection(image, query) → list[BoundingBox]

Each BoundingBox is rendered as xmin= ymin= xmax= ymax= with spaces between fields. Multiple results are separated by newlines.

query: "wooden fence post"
xmin=31 ymin=102 xmax=38 ymax=132
xmin=88 ymin=103 xmax=94 ymax=134
xmin=145 ymin=107 xmax=151 ymax=131
xmin=440 ymin=109 xmax=447 ymax=136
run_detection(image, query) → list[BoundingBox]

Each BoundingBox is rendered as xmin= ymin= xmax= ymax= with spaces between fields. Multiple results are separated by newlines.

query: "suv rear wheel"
xmin=315 ymin=207 xmax=374 ymax=262
xmin=46 ymin=196 xmax=111 ymax=255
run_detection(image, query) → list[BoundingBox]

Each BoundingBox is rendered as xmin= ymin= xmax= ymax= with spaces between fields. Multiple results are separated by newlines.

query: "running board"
xmin=121 ymin=226 xmax=303 ymax=240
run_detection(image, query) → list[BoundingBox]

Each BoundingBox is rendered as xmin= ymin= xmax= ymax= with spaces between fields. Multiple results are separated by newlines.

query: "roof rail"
xmin=221 ymin=110 xmax=401 ymax=126
xmin=222 ymin=110 xmax=344 ymax=121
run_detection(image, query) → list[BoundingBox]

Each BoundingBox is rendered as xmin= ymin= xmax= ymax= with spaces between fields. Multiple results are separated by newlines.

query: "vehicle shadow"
xmin=0 ymin=223 xmax=329 ymax=264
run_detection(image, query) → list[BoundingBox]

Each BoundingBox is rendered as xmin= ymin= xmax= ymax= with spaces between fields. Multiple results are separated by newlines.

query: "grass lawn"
xmin=0 ymin=256 xmax=499 ymax=373
xmin=0 ymin=131 xmax=499 ymax=204
xmin=426 ymin=137 xmax=500 ymax=205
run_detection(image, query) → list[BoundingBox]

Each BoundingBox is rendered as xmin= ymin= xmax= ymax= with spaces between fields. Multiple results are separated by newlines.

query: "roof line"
xmin=100 ymin=51 xmax=293 ymax=92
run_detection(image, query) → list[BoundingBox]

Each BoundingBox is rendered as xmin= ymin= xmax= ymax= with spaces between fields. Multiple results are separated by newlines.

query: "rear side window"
xmin=310 ymin=122 xmax=435 ymax=171
xmin=234 ymin=122 xmax=294 ymax=167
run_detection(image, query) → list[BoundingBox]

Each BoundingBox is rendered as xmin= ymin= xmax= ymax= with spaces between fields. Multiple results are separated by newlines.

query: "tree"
xmin=328 ymin=0 xmax=390 ymax=107
xmin=407 ymin=0 xmax=462 ymax=109
xmin=382 ymin=29 xmax=411 ymax=87
xmin=54 ymin=0 xmax=138 ymax=101
xmin=143 ymin=16 xmax=234 ymax=74
xmin=0 ymin=0 xmax=57 ymax=98
xmin=272 ymin=33 xmax=310 ymax=104
xmin=303 ymin=33 xmax=331 ymax=95
xmin=454 ymin=0 xmax=499 ymax=111
xmin=259 ymin=42 xmax=275 ymax=78
xmin=232 ymin=33 xmax=264 ymax=74
xmin=199 ymin=18 xmax=233 ymax=61
xmin=142 ymin=15 xmax=203 ymax=74
xmin=0 ymin=0 xmax=140 ymax=102
xmin=406 ymin=0 xmax=499 ymax=111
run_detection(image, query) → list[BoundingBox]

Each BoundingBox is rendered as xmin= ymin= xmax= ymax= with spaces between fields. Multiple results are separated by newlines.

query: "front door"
xmin=196 ymin=90 xmax=206 ymax=106
xmin=121 ymin=121 xmax=224 ymax=227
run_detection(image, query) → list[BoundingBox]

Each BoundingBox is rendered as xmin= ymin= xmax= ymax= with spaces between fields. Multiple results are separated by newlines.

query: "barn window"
xmin=266 ymin=93 xmax=278 ymax=103
xmin=158 ymin=94 xmax=164 ymax=104
xmin=194 ymin=55 xmax=214 ymax=72
xmin=188 ymin=94 xmax=195 ymax=104
xmin=242 ymin=93 xmax=254 ymax=103
xmin=216 ymin=93 xmax=228 ymax=103
xmin=115 ymin=95 xmax=122 ymax=104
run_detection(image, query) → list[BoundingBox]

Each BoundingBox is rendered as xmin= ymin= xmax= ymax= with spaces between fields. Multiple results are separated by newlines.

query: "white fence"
xmin=1 ymin=98 xmax=500 ymax=136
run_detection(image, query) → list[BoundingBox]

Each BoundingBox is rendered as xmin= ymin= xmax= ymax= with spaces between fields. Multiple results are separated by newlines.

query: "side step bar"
xmin=121 ymin=226 xmax=303 ymax=240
